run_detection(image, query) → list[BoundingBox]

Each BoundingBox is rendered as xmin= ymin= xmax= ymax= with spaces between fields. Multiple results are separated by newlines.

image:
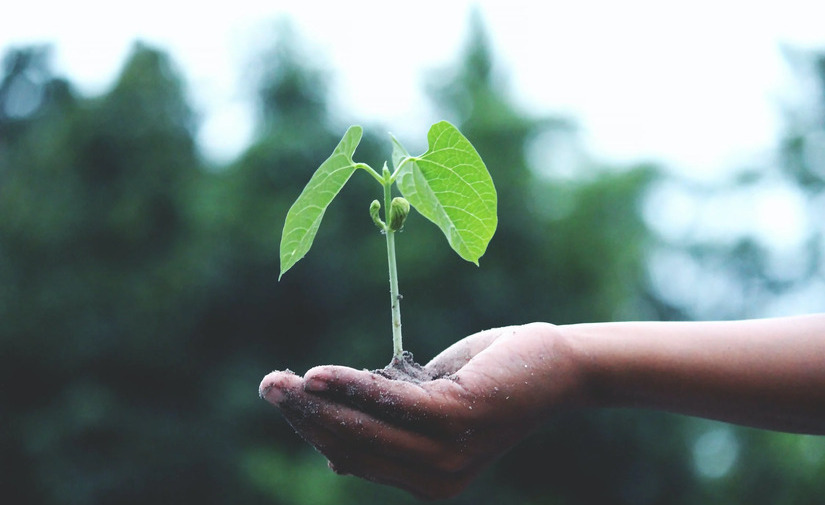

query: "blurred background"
xmin=2 ymin=1 xmax=824 ymax=504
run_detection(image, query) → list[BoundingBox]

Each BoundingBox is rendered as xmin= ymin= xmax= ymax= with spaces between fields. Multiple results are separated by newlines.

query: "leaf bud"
xmin=369 ymin=199 xmax=386 ymax=230
xmin=388 ymin=197 xmax=410 ymax=232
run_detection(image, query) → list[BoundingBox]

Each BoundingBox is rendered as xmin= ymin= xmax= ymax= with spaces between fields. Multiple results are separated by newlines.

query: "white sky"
xmin=2 ymin=0 xmax=825 ymax=176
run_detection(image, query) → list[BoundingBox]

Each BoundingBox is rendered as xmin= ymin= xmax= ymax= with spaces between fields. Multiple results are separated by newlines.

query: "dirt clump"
xmin=374 ymin=351 xmax=439 ymax=384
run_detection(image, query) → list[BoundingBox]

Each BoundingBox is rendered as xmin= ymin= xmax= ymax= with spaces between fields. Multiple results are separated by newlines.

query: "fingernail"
xmin=262 ymin=384 xmax=286 ymax=404
xmin=259 ymin=376 xmax=286 ymax=404
xmin=304 ymin=377 xmax=328 ymax=392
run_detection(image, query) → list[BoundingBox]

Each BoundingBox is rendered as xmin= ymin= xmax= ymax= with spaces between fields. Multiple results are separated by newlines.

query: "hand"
xmin=259 ymin=323 xmax=584 ymax=499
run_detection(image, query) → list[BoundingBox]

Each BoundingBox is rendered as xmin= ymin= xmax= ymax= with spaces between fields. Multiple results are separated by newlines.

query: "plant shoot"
xmin=279 ymin=121 xmax=497 ymax=360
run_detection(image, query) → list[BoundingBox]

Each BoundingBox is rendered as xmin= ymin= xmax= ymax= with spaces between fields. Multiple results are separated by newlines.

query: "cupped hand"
xmin=259 ymin=322 xmax=583 ymax=500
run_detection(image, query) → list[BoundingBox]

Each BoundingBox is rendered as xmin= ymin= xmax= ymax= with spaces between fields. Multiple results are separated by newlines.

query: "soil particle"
xmin=373 ymin=350 xmax=439 ymax=384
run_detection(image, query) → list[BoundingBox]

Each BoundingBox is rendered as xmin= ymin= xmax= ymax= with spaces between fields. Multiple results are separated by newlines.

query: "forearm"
xmin=562 ymin=314 xmax=825 ymax=434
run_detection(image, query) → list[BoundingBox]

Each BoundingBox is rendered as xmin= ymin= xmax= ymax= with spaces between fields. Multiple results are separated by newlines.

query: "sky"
xmin=2 ymin=0 xmax=825 ymax=177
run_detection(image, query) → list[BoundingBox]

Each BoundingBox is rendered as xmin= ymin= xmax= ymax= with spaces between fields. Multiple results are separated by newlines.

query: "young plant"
xmin=279 ymin=121 xmax=497 ymax=362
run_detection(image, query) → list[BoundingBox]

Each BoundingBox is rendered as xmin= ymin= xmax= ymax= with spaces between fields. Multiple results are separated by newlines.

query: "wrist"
xmin=520 ymin=322 xmax=599 ymax=413
xmin=555 ymin=323 xmax=614 ymax=409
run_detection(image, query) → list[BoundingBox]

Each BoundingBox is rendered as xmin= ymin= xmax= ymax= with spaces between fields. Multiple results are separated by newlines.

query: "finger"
xmin=302 ymin=365 xmax=469 ymax=429
xmin=259 ymin=370 xmax=303 ymax=405
xmin=284 ymin=395 xmax=449 ymax=464
xmin=273 ymin=389 xmax=484 ymax=500
xmin=324 ymin=441 xmax=480 ymax=501
xmin=425 ymin=326 xmax=513 ymax=377
xmin=289 ymin=400 xmax=482 ymax=500
xmin=261 ymin=372 xmax=487 ymax=499
xmin=261 ymin=370 xmax=458 ymax=465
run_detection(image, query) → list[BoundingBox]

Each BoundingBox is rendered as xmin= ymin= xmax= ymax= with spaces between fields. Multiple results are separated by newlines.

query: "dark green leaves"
xmin=279 ymin=125 xmax=362 ymax=279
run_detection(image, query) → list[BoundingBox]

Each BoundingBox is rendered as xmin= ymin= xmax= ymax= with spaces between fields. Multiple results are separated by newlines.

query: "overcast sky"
xmin=3 ymin=0 xmax=825 ymax=176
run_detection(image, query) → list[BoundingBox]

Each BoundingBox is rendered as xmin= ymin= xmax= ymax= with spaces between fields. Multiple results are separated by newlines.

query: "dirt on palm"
xmin=374 ymin=350 xmax=439 ymax=383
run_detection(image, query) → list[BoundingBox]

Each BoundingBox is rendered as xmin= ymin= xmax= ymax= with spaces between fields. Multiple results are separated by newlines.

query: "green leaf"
xmin=396 ymin=121 xmax=497 ymax=264
xmin=390 ymin=133 xmax=409 ymax=172
xmin=279 ymin=126 xmax=363 ymax=279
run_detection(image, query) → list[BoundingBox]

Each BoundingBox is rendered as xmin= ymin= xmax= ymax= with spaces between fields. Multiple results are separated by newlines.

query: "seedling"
xmin=279 ymin=121 xmax=497 ymax=363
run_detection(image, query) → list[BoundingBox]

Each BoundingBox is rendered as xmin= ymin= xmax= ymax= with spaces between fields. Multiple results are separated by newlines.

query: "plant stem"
xmin=383 ymin=176 xmax=404 ymax=359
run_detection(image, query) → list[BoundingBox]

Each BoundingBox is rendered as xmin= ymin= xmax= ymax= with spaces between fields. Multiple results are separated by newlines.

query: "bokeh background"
xmin=2 ymin=2 xmax=825 ymax=504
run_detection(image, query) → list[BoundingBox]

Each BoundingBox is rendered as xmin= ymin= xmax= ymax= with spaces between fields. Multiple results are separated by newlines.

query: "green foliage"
xmin=279 ymin=125 xmax=363 ymax=278
xmin=395 ymin=121 xmax=498 ymax=264
xmin=279 ymin=120 xmax=496 ymax=277
xmin=2 ymin=13 xmax=823 ymax=505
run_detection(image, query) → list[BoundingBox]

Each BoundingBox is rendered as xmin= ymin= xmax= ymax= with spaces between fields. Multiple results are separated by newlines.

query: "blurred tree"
xmin=0 ymin=43 xmax=259 ymax=504
xmin=0 ymin=47 xmax=55 ymax=127
xmin=781 ymin=50 xmax=825 ymax=193
xmin=644 ymin=49 xmax=825 ymax=322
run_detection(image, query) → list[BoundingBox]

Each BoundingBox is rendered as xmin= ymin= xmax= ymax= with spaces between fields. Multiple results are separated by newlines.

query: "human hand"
xmin=259 ymin=323 xmax=584 ymax=499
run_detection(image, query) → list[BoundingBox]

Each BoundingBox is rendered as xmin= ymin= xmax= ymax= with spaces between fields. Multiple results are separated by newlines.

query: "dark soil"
xmin=374 ymin=350 xmax=438 ymax=384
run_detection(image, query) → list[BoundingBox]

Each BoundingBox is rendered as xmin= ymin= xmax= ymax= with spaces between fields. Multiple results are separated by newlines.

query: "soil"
xmin=373 ymin=350 xmax=439 ymax=384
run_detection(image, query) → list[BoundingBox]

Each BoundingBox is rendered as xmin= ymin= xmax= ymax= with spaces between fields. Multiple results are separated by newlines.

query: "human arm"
xmin=570 ymin=314 xmax=825 ymax=434
xmin=259 ymin=314 xmax=825 ymax=498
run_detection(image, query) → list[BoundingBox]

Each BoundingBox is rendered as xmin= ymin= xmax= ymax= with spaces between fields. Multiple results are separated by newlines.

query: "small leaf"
xmin=279 ymin=126 xmax=363 ymax=279
xmin=369 ymin=199 xmax=385 ymax=230
xmin=396 ymin=121 xmax=497 ymax=264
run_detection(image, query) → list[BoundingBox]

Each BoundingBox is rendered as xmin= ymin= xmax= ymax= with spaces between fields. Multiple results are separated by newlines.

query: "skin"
xmin=259 ymin=314 xmax=825 ymax=500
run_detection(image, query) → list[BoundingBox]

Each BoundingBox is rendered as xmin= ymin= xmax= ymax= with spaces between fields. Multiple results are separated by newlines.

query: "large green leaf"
xmin=279 ymin=126 xmax=362 ymax=279
xmin=396 ymin=121 xmax=497 ymax=264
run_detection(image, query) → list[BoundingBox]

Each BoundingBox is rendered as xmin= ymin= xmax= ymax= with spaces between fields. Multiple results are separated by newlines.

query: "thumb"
xmin=425 ymin=327 xmax=514 ymax=377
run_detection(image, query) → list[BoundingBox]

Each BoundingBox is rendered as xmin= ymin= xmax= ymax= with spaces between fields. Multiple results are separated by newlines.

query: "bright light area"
xmin=2 ymin=0 xmax=825 ymax=167
xmin=752 ymin=182 xmax=810 ymax=250
xmin=647 ymin=249 xmax=744 ymax=318
xmin=644 ymin=178 xmax=811 ymax=249
xmin=693 ymin=426 xmax=740 ymax=479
